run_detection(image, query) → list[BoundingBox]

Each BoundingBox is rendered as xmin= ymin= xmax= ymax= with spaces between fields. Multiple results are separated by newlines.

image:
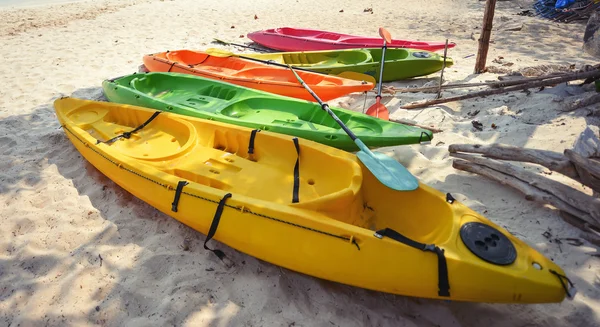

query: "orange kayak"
xmin=143 ymin=50 xmax=374 ymax=102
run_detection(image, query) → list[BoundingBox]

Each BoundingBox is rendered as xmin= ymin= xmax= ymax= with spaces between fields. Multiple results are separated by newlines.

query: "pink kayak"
xmin=247 ymin=27 xmax=456 ymax=52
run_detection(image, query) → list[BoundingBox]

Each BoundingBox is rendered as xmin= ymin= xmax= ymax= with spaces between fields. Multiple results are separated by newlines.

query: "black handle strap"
xmin=203 ymin=193 xmax=233 ymax=261
xmin=292 ymin=138 xmax=300 ymax=203
xmin=550 ymin=269 xmax=576 ymax=299
xmin=248 ymin=129 xmax=261 ymax=155
xmin=171 ymin=181 xmax=189 ymax=212
xmin=419 ymin=131 xmax=432 ymax=143
xmin=97 ymin=111 xmax=161 ymax=145
xmin=168 ymin=62 xmax=176 ymax=72
xmin=375 ymin=228 xmax=450 ymax=297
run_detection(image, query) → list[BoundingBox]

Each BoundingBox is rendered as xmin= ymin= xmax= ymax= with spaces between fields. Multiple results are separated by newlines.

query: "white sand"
xmin=1 ymin=0 xmax=599 ymax=325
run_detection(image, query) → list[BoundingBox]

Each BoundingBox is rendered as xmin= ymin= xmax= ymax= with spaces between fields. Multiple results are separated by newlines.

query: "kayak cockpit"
xmin=280 ymin=50 xmax=372 ymax=67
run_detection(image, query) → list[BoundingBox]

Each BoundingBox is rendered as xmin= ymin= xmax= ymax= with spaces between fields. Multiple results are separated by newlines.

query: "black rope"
xmin=248 ymin=129 xmax=261 ymax=155
xmin=168 ymin=62 xmax=176 ymax=72
xmin=549 ymin=269 xmax=575 ymax=298
xmin=96 ymin=111 xmax=161 ymax=145
xmin=292 ymin=138 xmax=300 ymax=203
xmin=375 ymin=228 xmax=450 ymax=297
xmin=171 ymin=180 xmax=189 ymax=212
xmin=418 ymin=131 xmax=432 ymax=144
xmin=204 ymin=193 xmax=233 ymax=261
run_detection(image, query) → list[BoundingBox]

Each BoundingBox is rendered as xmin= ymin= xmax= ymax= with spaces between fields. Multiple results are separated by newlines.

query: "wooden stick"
xmin=452 ymin=159 xmax=600 ymax=228
xmin=474 ymin=0 xmax=497 ymax=73
xmin=437 ymin=39 xmax=449 ymax=99
xmin=386 ymin=73 xmax=571 ymax=94
xmin=401 ymin=68 xmax=600 ymax=109
xmin=450 ymin=153 xmax=600 ymax=223
xmin=390 ymin=118 xmax=443 ymax=133
xmin=562 ymin=93 xmax=600 ymax=112
xmin=448 ymin=143 xmax=577 ymax=178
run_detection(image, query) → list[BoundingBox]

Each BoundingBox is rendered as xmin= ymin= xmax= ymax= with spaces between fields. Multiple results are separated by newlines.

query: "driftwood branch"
xmin=453 ymin=159 xmax=599 ymax=228
xmin=390 ymin=118 xmax=443 ymax=133
xmin=564 ymin=149 xmax=600 ymax=192
xmin=448 ymin=143 xmax=577 ymax=178
xmin=450 ymin=152 xmax=600 ymax=224
xmin=401 ymin=68 xmax=600 ymax=109
xmin=559 ymin=211 xmax=600 ymax=247
xmin=562 ymin=93 xmax=600 ymax=112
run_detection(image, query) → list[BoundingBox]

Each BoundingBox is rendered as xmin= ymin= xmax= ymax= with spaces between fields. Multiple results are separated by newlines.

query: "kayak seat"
xmin=384 ymin=49 xmax=410 ymax=61
xmin=275 ymin=27 xmax=312 ymax=37
xmin=315 ymin=33 xmax=342 ymax=41
xmin=221 ymin=98 xmax=302 ymax=123
xmin=210 ymin=58 xmax=248 ymax=72
xmin=337 ymin=50 xmax=373 ymax=65
xmin=344 ymin=115 xmax=383 ymax=134
xmin=86 ymin=108 xmax=197 ymax=161
xmin=219 ymin=104 xmax=253 ymax=118
xmin=166 ymin=50 xmax=209 ymax=66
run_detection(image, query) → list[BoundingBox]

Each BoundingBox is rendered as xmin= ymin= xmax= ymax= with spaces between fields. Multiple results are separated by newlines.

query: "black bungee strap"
xmin=171 ymin=181 xmax=189 ymax=212
xmin=550 ymin=269 xmax=576 ymax=299
xmin=97 ymin=111 xmax=161 ymax=145
xmin=419 ymin=131 xmax=432 ymax=144
xmin=248 ymin=129 xmax=261 ymax=155
xmin=168 ymin=62 xmax=176 ymax=72
xmin=375 ymin=228 xmax=450 ymax=297
xmin=292 ymin=138 xmax=300 ymax=203
xmin=204 ymin=193 xmax=233 ymax=261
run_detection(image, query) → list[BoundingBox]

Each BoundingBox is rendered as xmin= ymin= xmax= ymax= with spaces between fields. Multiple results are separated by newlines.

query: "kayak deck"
xmin=55 ymin=98 xmax=571 ymax=304
xmin=248 ymin=27 xmax=457 ymax=52
xmin=242 ymin=48 xmax=453 ymax=82
xmin=103 ymin=72 xmax=433 ymax=150
xmin=143 ymin=50 xmax=374 ymax=101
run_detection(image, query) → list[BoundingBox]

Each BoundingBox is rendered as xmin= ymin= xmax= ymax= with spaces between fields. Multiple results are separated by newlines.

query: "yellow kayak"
xmin=54 ymin=97 xmax=574 ymax=303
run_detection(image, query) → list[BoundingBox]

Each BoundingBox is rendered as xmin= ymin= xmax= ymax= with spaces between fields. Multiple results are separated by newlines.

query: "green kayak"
xmin=102 ymin=72 xmax=432 ymax=151
xmin=234 ymin=48 xmax=452 ymax=82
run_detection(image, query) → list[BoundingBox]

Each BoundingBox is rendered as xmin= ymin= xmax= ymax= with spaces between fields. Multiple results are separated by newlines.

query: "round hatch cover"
xmin=460 ymin=222 xmax=516 ymax=265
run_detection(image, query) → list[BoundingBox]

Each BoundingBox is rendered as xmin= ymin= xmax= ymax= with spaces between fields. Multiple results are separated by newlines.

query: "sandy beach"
xmin=1 ymin=0 xmax=599 ymax=325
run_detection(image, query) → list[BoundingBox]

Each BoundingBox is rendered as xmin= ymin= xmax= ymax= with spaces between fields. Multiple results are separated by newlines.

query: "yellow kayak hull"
xmin=54 ymin=97 xmax=570 ymax=303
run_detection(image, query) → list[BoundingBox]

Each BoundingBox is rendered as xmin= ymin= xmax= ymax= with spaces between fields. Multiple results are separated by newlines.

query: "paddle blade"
xmin=379 ymin=27 xmax=392 ymax=43
xmin=365 ymin=100 xmax=389 ymax=120
xmin=355 ymin=141 xmax=418 ymax=191
xmin=336 ymin=72 xmax=376 ymax=85
xmin=205 ymin=48 xmax=235 ymax=57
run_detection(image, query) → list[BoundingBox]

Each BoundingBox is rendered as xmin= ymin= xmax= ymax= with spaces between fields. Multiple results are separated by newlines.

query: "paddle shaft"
xmin=294 ymin=77 xmax=358 ymax=141
xmin=288 ymin=63 xmax=420 ymax=191
xmin=237 ymin=54 xmax=337 ymax=76
xmin=376 ymin=40 xmax=387 ymax=97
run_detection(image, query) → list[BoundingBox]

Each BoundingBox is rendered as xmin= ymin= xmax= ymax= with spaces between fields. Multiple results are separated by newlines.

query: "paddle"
xmin=212 ymin=38 xmax=273 ymax=53
xmin=287 ymin=64 xmax=419 ymax=192
xmin=206 ymin=48 xmax=376 ymax=84
xmin=365 ymin=27 xmax=392 ymax=120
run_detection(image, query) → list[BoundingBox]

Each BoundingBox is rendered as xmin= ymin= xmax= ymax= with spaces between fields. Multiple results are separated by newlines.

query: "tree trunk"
xmin=474 ymin=0 xmax=498 ymax=73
